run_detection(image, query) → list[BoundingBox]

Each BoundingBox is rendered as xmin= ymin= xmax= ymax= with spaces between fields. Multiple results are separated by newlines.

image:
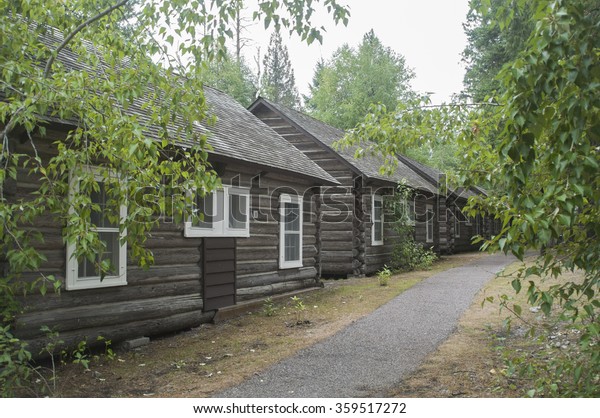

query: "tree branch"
xmin=43 ymin=0 xmax=131 ymax=78
xmin=0 ymin=0 xmax=131 ymax=142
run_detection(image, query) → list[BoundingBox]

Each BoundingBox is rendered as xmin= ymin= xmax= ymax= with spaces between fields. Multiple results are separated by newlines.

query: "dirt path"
xmin=218 ymin=253 xmax=515 ymax=398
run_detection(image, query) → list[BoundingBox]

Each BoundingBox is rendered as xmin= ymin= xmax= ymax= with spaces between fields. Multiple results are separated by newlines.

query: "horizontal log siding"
xmin=9 ymin=130 xmax=321 ymax=354
xmin=448 ymin=200 xmax=480 ymax=253
xmin=363 ymin=193 xmax=402 ymax=275
xmin=414 ymin=193 xmax=440 ymax=253
xmin=221 ymin=167 xmax=320 ymax=301
xmin=253 ymin=107 xmax=355 ymax=277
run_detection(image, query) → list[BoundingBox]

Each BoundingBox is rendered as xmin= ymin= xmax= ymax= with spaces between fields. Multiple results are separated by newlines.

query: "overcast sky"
xmin=243 ymin=0 xmax=471 ymax=105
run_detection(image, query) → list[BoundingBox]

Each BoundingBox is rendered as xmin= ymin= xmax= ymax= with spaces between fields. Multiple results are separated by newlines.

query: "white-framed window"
xmin=454 ymin=207 xmax=461 ymax=238
xmin=279 ymin=194 xmax=303 ymax=269
xmin=184 ymin=186 xmax=250 ymax=238
xmin=66 ymin=166 xmax=127 ymax=291
xmin=401 ymin=198 xmax=416 ymax=226
xmin=426 ymin=204 xmax=434 ymax=243
xmin=372 ymin=194 xmax=384 ymax=246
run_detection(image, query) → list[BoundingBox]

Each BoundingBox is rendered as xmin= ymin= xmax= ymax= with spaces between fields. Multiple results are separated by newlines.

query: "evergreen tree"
xmin=461 ymin=0 xmax=533 ymax=102
xmin=261 ymin=31 xmax=301 ymax=108
xmin=306 ymin=30 xmax=414 ymax=130
xmin=201 ymin=53 xmax=257 ymax=107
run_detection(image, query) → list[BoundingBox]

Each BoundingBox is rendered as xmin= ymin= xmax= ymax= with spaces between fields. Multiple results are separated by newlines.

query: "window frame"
xmin=454 ymin=206 xmax=461 ymax=238
xmin=66 ymin=166 xmax=127 ymax=291
xmin=184 ymin=186 xmax=250 ymax=238
xmin=372 ymin=194 xmax=384 ymax=246
xmin=426 ymin=203 xmax=434 ymax=243
xmin=402 ymin=198 xmax=416 ymax=226
xmin=279 ymin=193 xmax=303 ymax=269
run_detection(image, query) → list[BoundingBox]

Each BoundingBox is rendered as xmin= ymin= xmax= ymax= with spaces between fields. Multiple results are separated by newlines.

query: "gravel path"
xmin=218 ymin=253 xmax=515 ymax=398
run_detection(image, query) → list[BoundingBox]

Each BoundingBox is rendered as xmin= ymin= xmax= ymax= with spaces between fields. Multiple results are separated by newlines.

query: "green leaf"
xmin=511 ymin=278 xmax=522 ymax=293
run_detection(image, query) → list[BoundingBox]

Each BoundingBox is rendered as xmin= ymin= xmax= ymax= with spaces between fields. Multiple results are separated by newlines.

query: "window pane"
xmin=427 ymin=210 xmax=434 ymax=241
xmin=374 ymin=199 xmax=382 ymax=222
xmin=284 ymin=202 xmax=300 ymax=232
xmin=285 ymin=233 xmax=300 ymax=262
xmin=193 ymin=192 xmax=214 ymax=228
xmin=229 ymin=193 xmax=247 ymax=229
xmin=90 ymin=182 xmax=117 ymax=228
xmin=373 ymin=197 xmax=383 ymax=242
xmin=374 ymin=221 xmax=383 ymax=242
xmin=78 ymin=231 xmax=120 ymax=278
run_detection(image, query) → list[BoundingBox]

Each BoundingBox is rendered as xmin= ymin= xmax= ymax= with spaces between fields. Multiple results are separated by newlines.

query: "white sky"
xmin=242 ymin=0 xmax=471 ymax=105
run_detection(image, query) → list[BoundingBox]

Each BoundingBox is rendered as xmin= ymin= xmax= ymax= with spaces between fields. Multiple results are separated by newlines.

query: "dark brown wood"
xmin=203 ymin=237 xmax=236 ymax=311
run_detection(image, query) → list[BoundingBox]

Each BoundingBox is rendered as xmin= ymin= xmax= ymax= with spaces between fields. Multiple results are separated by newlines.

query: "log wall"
xmin=252 ymin=107 xmax=356 ymax=277
xmin=8 ymin=128 xmax=322 ymax=354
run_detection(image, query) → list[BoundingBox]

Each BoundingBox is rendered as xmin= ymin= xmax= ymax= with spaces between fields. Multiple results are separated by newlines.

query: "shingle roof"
xmin=251 ymin=98 xmax=436 ymax=193
xmin=200 ymin=88 xmax=338 ymax=185
xmin=397 ymin=154 xmax=486 ymax=200
xmin=13 ymin=24 xmax=338 ymax=186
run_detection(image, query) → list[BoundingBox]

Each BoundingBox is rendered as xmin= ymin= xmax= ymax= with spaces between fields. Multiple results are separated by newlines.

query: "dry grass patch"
xmin=389 ymin=256 xmax=589 ymax=398
xmin=46 ymin=252 xmax=484 ymax=398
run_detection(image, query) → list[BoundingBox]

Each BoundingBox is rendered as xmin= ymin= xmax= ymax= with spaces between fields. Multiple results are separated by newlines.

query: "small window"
xmin=279 ymin=194 xmax=303 ymax=269
xmin=185 ymin=186 xmax=249 ymax=238
xmin=66 ymin=166 xmax=127 ymax=291
xmin=454 ymin=207 xmax=461 ymax=238
xmin=401 ymin=198 xmax=416 ymax=226
xmin=426 ymin=204 xmax=434 ymax=243
xmin=475 ymin=215 xmax=482 ymax=235
xmin=372 ymin=194 xmax=384 ymax=246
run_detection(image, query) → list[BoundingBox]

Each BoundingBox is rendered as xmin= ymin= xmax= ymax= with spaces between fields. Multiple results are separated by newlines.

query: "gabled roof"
xmin=249 ymin=97 xmax=436 ymax=193
xmin=10 ymin=24 xmax=338 ymax=186
xmin=199 ymin=88 xmax=339 ymax=185
xmin=397 ymin=154 xmax=487 ymax=200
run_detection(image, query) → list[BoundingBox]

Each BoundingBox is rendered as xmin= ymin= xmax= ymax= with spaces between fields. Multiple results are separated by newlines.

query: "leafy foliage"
xmin=376 ymin=265 xmax=391 ymax=287
xmin=338 ymin=0 xmax=599 ymax=396
xmin=461 ymin=0 xmax=534 ymax=102
xmin=386 ymin=185 xmax=437 ymax=272
xmin=0 ymin=0 xmax=349 ymax=396
xmin=260 ymin=31 xmax=301 ymax=108
xmin=305 ymin=30 xmax=415 ymax=130
xmin=200 ymin=53 xmax=257 ymax=107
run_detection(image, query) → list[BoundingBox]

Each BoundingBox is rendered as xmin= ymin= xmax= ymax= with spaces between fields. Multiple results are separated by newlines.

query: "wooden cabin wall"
xmin=226 ymin=168 xmax=321 ymax=301
xmin=9 ymin=130 xmax=322 ymax=354
xmin=362 ymin=189 xmax=402 ymax=276
xmin=448 ymin=199 xmax=480 ymax=253
xmin=9 ymin=130 xmax=210 ymax=355
xmin=414 ymin=193 xmax=440 ymax=253
xmin=252 ymin=107 xmax=356 ymax=277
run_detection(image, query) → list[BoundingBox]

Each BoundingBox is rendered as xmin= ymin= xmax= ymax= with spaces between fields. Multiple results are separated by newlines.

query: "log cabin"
xmin=249 ymin=98 xmax=441 ymax=277
xmin=2 ymin=29 xmax=339 ymax=354
xmin=397 ymin=154 xmax=499 ymax=253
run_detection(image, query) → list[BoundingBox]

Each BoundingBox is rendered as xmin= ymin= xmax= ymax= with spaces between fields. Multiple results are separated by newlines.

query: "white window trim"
xmin=372 ymin=194 xmax=384 ymax=246
xmin=404 ymin=198 xmax=416 ymax=226
xmin=279 ymin=193 xmax=303 ymax=269
xmin=426 ymin=204 xmax=434 ymax=243
xmin=455 ymin=207 xmax=461 ymax=238
xmin=66 ymin=166 xmax=127 ymax=291
xmin=184 ymin=186 xmax=250 ymax=238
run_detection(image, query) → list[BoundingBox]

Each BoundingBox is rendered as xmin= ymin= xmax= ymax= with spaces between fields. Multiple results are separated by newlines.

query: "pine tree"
xmin=261 ymin=31 xmax=301 ymax=108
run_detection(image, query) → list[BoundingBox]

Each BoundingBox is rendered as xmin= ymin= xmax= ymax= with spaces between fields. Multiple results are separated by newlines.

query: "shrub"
xmin=377 ymin=266 xmax=392 ymax=286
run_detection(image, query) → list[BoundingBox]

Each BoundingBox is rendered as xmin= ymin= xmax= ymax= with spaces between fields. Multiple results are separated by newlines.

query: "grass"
xmin=48 ymin=252 xmax=485 ymax=397
xmin=388 ymin=256 xmax=591 ymax=398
